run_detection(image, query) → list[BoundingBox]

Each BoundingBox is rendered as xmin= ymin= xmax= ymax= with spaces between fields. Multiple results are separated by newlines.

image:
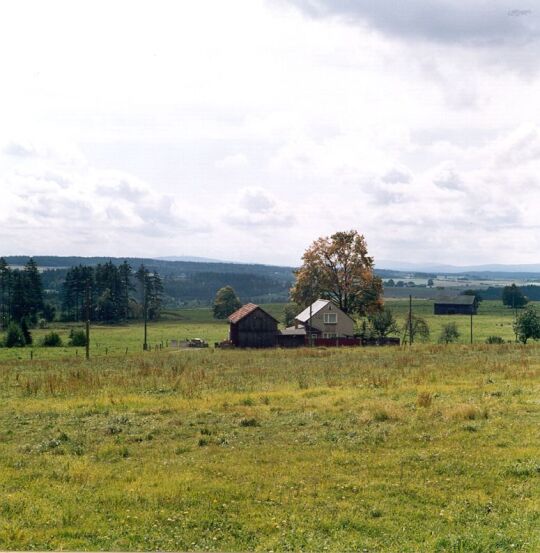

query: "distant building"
xmin=434 ymin=295 xmax=477 ymax=315
xmin=228 ymin=303 xmax=279 ymax=348
xmin=293 ymin=299 xmax=355 ymax=338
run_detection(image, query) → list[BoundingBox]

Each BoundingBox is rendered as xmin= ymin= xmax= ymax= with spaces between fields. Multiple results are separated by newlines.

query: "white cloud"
xmin=0 ymin=1 xmax=540 ymax=265
xmin=224 ymin=186 xmax=295 ymax=228
xmin=0 ymin=139 xmax=210 ymax=256
xmin=215 ymin=153 xmax=249 ymax=170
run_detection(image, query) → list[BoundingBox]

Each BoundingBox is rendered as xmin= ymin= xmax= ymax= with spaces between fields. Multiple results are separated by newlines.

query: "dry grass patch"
xmin=445 ymin=403 xmax=489 ymax=421
xmin=417 ymin=391 xmax=433 ymax=408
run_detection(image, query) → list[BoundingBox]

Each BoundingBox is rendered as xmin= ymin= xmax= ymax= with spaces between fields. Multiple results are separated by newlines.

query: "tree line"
xmin=0 ymin=258 xmax=164 ymax=331
xmin=61 ymin=261 xmax=163 ymax=323
xmin=0 ymin=258 xmax=49 ymax=329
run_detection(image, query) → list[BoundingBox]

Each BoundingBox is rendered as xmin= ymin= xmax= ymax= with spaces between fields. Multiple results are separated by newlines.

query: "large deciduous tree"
xmin=502 ymin=284 xmax=528 ymax=309
xmin=213 ymin=286 xmax=241 ymax=319
xmin=290 ymin=230 xmax=383 ymax=315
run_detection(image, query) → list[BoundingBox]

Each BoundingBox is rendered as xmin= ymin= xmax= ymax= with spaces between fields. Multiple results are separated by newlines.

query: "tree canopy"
xmin=290 ymin=230 xmax=383 ymax=315
xmin=502 ymin=284 xmax=528 ymax=309
xmin=368 ymin=308 xmax=398 ymax=339
xmin=213 ymin=286 xmax=241 ymax=319
xmin=0 ymin=258 xmax=47 ymax=329
xmin=513 ymin=306 xmax=540 ymax=344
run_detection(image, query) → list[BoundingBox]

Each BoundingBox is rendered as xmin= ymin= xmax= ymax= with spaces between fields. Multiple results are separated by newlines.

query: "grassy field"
xmin=0 ymin=300 xmax=538 ymax=551
xmin=0 ymin=342 xmax=539 ymax=551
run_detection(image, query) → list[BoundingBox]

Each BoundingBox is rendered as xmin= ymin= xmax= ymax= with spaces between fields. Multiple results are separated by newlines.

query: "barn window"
xmin=324 ymin=313 xmax=337 ymax=324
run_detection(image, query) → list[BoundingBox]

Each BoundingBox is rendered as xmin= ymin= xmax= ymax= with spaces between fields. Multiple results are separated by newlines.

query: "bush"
xmin=5 ymin=323 xmax=26 ymax=348
xmin=513 ymin=306 xmax=540 ymax=344
xmin=368 ymin=308 xmax=399 ymax=339
xmin=68 ymin=329 xmax=87 ymax=347
xmin=41 ymin=332 xmax=63 ymax=347
xmin=417 ymin=391 xmax=433 ymax=408
xmin=21 ymin=318 xmax=32 ymax=345
xmin=403 ymin=315 xmax=430 ymax=343
xmin=438 ymin=323 xmax=460 ymax=344
xmin=239 ymin=418 xmax=260 ymax=427
xmin=485 ymin=335 xmax=505 ymax=344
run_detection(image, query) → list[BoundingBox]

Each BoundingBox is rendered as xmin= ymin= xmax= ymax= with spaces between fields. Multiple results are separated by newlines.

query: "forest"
xmin=0 ymin=258 xmax=163 ymax=331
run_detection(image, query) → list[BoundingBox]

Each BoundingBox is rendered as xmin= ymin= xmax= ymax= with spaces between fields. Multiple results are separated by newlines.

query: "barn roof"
xmin=434 ymin=295 xmax=476 ymax=306
xmin=228 ymin=303 xmax=279 ymax=324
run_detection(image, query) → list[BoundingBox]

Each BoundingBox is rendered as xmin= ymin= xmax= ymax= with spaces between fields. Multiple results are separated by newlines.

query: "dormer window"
xmin=324 ymin=313 xmax=337 ymax=324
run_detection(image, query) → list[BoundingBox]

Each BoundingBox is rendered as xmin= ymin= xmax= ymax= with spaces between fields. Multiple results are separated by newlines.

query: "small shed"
xmin=277 ymin=325 xmax=307 ymax=348
xmin=434 ymin=295 xmax=477 ymax=315
xmin=228 ymin=303 xmax=279 ymax=348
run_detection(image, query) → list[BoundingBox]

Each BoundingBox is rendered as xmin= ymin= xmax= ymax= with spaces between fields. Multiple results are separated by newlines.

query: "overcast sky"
xmin=1 ymin=0 xmax=540 ymax=267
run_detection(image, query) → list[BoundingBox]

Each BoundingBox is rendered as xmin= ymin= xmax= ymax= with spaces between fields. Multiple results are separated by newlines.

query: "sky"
xmin=1 ymin=0 xmax=540 ymax=267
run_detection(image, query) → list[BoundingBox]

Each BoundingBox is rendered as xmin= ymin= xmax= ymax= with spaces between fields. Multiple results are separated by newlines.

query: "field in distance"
xmin=0 ymin=300 xmax=529 ymax=361
xmin=0 ymin=344 xmax=538 ymax=551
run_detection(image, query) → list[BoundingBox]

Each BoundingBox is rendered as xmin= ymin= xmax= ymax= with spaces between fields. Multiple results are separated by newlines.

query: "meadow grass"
xmin=0 ymin=300 xmax=526 ymax=362
xmin=0 ymin=344 xmax=538 ymax=551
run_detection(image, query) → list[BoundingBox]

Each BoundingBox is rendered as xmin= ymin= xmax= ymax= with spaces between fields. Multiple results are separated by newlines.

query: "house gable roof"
xmin=295 ymin=299 xmax=355 ymax=323
xmin=228 ymin=303 xmax=279 ymax=324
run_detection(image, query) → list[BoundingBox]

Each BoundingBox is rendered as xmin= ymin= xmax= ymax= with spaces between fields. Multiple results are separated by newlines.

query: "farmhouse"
xmin=292 ymin=299 xmax=355 ymax=338
xmin=228 ymin=303 xmax=279 ymax=348
xmin=434 ymin=295 xmax=477 ymax=315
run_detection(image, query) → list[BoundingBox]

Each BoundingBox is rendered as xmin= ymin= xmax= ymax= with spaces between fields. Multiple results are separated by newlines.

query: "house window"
xmin=324 ymin=332 xmax=337 ymax=339
xmin=323 ymin=313 xmax=337 ymax=324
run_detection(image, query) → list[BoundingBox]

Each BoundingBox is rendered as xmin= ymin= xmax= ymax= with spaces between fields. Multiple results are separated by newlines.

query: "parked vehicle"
xmin=188 ymin=338 xmax=209 ymax=348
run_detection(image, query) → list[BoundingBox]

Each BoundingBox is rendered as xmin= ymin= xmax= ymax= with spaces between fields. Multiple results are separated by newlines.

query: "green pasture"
xmin=386 ymin=299 xmax=520 ymax=343
xmin=0 ymin=300 xmax=528 ymax=362
xmin=0 ymin=345 xmax=538 ymax=551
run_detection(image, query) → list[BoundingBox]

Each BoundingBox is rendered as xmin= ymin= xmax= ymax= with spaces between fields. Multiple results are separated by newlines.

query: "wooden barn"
xmin=434 ymin=295 xmax=477 ymax=315
xmin=228 ymin=303 xmax=279 ymax=348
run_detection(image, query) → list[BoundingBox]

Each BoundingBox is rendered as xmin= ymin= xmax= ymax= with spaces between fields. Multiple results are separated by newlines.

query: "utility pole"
xmin=143 ymin=282 xmax=148 ymax=351
xmin=470 ymin=311 xmax=473 ymax=344
xmin=513 ymin=294 xmax=518 ymax=342
xmin=85 ymin=281 xmax=90 ymax=360
xmin=308 ymin=301 xmax=313 ymax=347
xmin=408 ymin=295 xmax=413 ymax=346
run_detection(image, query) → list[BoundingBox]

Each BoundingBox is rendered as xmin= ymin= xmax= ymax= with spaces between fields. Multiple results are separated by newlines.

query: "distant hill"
xmin=4 ymin=256 xmax=295 ymax=306
xmin=156 ymin=255 xmax=227 ymax=263
xmin=6 ymin=255 xmax=539 ymax=306
xmin=378 ymin=260 xmax=540 ymax=278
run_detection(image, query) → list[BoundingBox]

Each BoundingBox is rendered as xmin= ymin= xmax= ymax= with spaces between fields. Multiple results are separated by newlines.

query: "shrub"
xmin=5 ymin=323 xmax=26 ymax=348
xmin=485 ymin=335 xmax=505 ymax=344
xmin=513 ymin=306 xmax=540 ymax=344
xmin=438 ymin=323 xmax=460 ymax=344
xmin=41 ymin=332 xmax=63 ymax=347
xmin=417 ymin=391 xmax=433 ymax=408
xmin=68 ymin=329 xmax=87 ymax=347
xmin=240 ymin=418 xmax=259 ymax=427
xmin=368 ymin=308 xmax=399 ymax=339
xmin=20 ymin=319 xmax=32 ymax=345
xmin=409 ymin=316 xmax=431 ymax=343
